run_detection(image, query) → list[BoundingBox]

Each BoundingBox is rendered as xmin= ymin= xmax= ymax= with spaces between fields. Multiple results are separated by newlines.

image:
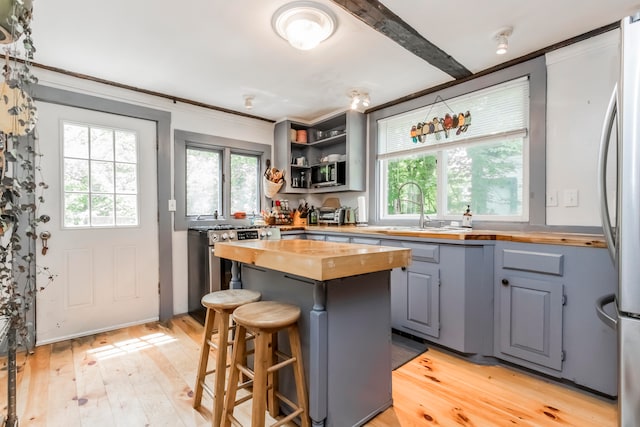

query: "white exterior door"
xmin=35 ymin=102 xmax=159 ymax=345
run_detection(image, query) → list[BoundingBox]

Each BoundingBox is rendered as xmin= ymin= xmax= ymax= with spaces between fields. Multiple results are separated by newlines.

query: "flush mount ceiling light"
xmin=349 ymin=89 xmax=370 ymax=110
xmin=494 ymin=27 xmax=513 ymax=55
xmin=272 ymin=1 xmax=337 ymax=51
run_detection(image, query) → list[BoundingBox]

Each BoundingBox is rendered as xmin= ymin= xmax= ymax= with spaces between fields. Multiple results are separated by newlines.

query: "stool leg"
xmin=252 ymin=331 xmax=269 ymax=427
xmin=267 ymin=332 xmax=278 ymax=418
xmin=212 ymin=310 xmax=230 ymax=427
xmin=289 ymin=324 xmax=310 ymax=427
xmin=194 ymin=308 xmax=216 ymax=408
xmin=222 ymin=324 xmax=246 ymax=427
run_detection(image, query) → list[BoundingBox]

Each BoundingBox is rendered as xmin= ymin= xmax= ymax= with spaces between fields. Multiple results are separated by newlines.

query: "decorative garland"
xmin=411 ymin=110 xmax=471 ymax=143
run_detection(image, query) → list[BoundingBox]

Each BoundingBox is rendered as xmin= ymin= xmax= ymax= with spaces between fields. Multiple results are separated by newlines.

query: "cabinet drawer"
xmin=351 ymin=237 xmax=381 ymax=246
xmin=501 ymin=249 xmax=564 ymax=276
xmin=325 ymin=235 xmax=350 ymax=243
xmin=305 ymin=234 xmax=326 ymax=241
xmin=399 ymin=241 xmax=439 ymax=263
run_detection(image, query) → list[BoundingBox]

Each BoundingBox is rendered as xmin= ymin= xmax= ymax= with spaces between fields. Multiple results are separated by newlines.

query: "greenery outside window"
xmin=378 ymin=77 xmax=530 ymax=222
xmin=174 ymin=130 xmax=270 ymax=230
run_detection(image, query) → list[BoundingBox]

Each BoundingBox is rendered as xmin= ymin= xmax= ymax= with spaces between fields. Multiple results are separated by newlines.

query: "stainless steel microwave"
xmin=311 ymin=162 xmax=345 ymax=188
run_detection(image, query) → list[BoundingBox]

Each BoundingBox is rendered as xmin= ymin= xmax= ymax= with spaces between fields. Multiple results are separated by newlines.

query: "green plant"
xmin=0 ymin=1 xmax=51 ymax=425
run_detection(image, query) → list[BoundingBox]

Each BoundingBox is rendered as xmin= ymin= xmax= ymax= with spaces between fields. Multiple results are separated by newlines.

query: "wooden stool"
xmin=222 ymin=301 xmax=310 ymax=427
xmin=193 ymin=289 xmax=261 ymax=427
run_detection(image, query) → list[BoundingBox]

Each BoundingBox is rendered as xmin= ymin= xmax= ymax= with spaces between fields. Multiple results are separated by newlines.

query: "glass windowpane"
xmin=63 ymin=123 xmax=89 ymax=159
xmin=116 ymin=195 xmax=138 ymax=225
xmin=384 ymin=154 xmax=437 ymax=216
xmin=186 ymin=147 xmax=220 ymax=216
xmin=91 ymin=160 xmax=115 ymax=193
xmin=230 ymin=154 xmax=259 ymax=214
xmin=64 ymin=159 xmax=89 ymax=192
xmin=90 ymin=127 xmax=114 ymax=161
xmin=116 ymin=163 xmax=137 ymax=193
xmin=91 ymin=194 xmax=115 ymax=226
xmin=115 ymin=131 xmax=137 ymax=163
xmin=64 ymin=193 xmax=90 ymax=227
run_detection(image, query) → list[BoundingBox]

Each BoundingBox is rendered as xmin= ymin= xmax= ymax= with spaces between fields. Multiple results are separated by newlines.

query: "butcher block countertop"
xmin=214 ymin=239 xmax=411 ymax=281
xmin=281 ymin=225 xmax=607 ymax=248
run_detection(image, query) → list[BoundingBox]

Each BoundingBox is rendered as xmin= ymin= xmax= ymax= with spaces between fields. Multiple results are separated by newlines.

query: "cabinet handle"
xmin=501 ymin=278 xmax=509 ymax=286
xmin=401 ymin=267 xmax=407 ymax=271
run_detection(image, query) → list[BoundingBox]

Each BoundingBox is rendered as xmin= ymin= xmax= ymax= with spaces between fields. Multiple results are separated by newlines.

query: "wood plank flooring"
xmin=0 ymin=315 xmax=616 ymax=426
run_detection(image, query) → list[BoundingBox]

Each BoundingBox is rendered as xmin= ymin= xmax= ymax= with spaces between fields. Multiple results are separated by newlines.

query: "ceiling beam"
xmin=331 ymin=0 xmax=472 ymax=79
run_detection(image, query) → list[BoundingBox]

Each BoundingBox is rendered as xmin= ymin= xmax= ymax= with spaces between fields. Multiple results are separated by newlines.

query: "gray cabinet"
xmin=498 ymin=275 xmax=564 ymax=371
xmin=274 ymin=110 xmax=366 ymax=194
xmin=394 ymin=260 xmax=441 ymax=338
xmin=494 ymin=242 xmax=618 ymax=396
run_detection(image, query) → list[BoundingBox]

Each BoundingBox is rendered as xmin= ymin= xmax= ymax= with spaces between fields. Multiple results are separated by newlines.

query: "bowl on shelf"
xmin=328 ymin=130 xmax=341 ymax=137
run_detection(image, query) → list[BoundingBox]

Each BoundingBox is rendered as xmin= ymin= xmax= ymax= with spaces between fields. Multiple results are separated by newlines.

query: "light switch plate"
xmin=563 ymin=189 xmax=578 ymax=207
xmin=168 ymin=199 xmax=176 ymax=211
xmin=546 ymin=190 xmax=558 ymax=207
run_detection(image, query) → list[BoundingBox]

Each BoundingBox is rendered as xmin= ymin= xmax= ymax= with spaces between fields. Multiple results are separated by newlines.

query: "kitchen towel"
xmin=357 ymin=196 xmax=367 ymax=224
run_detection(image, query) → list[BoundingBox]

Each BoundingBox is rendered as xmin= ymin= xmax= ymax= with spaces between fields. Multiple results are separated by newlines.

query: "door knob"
xmin=40 ymin=231 xmax=51 ymax=255
xmin=501 ymin=278 xmax=509 ymax=286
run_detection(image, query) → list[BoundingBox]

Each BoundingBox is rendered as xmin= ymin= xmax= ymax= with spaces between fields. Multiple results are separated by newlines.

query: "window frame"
xmin=368 ymin=56 xmax=547 ymax=228
xmin=174 ymin=129 xmax=270 ymax=230
xmin=61 ymin=120 xmax=141 ymax=229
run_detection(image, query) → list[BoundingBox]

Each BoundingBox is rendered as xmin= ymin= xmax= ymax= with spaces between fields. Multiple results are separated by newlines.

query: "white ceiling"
xmin=30 ymin=0 xmax=639 ymax=123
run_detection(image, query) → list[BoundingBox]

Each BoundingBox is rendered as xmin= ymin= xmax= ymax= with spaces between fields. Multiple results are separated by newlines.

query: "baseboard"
xmin=35 ymin=317 xmax=159 ymax=346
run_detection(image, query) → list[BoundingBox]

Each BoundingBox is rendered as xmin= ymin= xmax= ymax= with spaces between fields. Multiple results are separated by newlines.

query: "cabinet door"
xmin=499 ymin=275 xmax=564 ymax=370
xmin=395 ymin=261 xmax=440 ymax=338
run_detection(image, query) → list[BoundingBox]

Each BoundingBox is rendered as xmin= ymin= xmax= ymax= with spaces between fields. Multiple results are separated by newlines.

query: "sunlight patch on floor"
xmin=87 ymin=332 xmax=177 ymax=360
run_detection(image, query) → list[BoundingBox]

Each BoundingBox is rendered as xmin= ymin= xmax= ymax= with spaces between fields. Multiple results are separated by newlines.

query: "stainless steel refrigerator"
xmin=597 ymin=11 xmax=640 ymax=427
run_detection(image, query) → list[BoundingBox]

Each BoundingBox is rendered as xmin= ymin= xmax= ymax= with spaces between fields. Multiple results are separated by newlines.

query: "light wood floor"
xmin=0 ymin=315 xmax=616 ymax=426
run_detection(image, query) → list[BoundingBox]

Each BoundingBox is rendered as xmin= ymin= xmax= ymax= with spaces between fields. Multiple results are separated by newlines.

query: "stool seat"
xmin=232 ymin=301 xmax=301 ymax=330
xmin=201 ymin=289 xmax=261 ymax=310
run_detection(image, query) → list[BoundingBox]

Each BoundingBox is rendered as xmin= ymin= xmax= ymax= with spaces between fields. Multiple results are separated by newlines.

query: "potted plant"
xmin=0 ymin=1 xmax=49 ymax=426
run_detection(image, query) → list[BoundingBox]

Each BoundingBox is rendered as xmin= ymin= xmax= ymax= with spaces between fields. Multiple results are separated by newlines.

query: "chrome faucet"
xmin=395 ymin=181 xmax=429 ymax=228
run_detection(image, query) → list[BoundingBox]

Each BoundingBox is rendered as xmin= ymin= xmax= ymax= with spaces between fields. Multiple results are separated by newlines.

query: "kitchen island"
xmin=214 ymin=239 xmax=411 ymax=427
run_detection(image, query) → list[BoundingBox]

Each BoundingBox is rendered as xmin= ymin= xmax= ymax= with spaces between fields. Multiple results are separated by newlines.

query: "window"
xmin=174 ymin=130 xmax=270 ymax=230
xmin=377 ymin=77 xmax=529 ymax=223
xmin=62 ymin=122 xmax=139 ymax=228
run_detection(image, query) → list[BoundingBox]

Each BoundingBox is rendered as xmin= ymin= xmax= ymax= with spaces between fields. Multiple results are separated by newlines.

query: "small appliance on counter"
xmin=317 ymin=197 xmax=345 ymax=225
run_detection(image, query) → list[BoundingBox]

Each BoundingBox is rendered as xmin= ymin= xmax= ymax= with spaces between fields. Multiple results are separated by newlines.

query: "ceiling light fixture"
xmin=494 ymin=27 xmax=513 ymax=55
xmin=244 ymin=95 xmax=254 ymax=109
xmin=272 ymin=1 xmax=337 ymax=51
xmin=349 ymin=90 xmax=370 ymax=110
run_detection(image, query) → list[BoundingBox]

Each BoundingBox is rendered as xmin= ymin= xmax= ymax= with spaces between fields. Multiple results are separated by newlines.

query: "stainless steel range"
xmin=187 ymin=225 xmax=280 ymax=324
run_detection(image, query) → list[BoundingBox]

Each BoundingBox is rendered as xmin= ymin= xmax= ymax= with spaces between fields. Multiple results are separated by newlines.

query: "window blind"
xmin=378 ymin=77 xmax=529 ymax=155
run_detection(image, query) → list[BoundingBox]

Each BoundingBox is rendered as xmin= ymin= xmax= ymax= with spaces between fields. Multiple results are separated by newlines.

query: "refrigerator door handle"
xmin=595 ymin=293 xmax=617 ymax=330
xmin=597 ymin=84 xmax=618 ymax=262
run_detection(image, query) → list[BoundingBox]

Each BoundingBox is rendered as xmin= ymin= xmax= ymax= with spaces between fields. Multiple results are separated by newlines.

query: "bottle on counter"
xmin=462 ymin=205 xmax=472 ymax=228
xmin=309 ymin=206 xmax=318 ymax=225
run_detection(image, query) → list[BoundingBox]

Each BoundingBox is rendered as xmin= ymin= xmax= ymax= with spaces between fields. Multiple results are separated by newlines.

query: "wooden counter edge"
xmin=279 ymin=225 xmax=608 ymax=248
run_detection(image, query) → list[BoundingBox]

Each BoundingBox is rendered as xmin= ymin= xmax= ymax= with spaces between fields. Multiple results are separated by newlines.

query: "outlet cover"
xmin=546 ymin=190 xmax=558 ymax=207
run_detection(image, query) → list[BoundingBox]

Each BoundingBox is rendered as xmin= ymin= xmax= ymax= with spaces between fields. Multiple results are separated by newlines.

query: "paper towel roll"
xmin=356 ymin=196 xmax=367 ymax=224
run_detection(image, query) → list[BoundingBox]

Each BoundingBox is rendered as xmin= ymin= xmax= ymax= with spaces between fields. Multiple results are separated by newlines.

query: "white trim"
xmin=545 ymin=29 xmax=619 ymax=66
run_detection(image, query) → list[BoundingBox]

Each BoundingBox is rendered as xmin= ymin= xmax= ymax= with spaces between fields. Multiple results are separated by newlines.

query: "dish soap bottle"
xmin=462 ymin=205 xmax=473 ymax=228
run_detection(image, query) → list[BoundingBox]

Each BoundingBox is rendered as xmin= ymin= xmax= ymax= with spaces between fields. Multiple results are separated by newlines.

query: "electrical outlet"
xmin=563 ymin=189 xmax=579 ymax=207
xmin=168 ymin=199 xmax=176 ymax=212
xmin=546 ymin=190 xmax=558 ymax=207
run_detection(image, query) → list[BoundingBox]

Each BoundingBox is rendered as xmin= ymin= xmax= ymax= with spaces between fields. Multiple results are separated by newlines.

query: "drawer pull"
xmin=501 ymin=278 xmax=509 ymax=286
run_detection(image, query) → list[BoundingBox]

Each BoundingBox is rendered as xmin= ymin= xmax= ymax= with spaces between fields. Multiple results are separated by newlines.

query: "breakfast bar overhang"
xmin=214 ymin=239 xmax=411 ymax=427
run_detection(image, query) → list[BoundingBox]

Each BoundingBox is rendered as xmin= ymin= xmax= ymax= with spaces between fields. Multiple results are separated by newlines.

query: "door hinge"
xmin=158 ymin=282 xmax=161 ymax=295
xmin=561 ymin=350 xmax=566 ymax=361
xmin=562 ymin=294 xmax=567 ymax=306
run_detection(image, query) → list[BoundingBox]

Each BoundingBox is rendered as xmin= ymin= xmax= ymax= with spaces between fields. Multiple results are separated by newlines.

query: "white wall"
xmin=545 ymin=30 xmax=619 ymax=226
xmin=35 ymin=69 xmax=274 ymax=315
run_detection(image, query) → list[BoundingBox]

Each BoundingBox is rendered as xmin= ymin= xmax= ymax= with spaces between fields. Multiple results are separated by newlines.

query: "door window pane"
xmin=63 ymin=121 xmax=139 ymax=228
xmin=230 ymin=153 xmax=259 ymax=214
xmin=186 ymin=147 xmax=221 ymax=216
